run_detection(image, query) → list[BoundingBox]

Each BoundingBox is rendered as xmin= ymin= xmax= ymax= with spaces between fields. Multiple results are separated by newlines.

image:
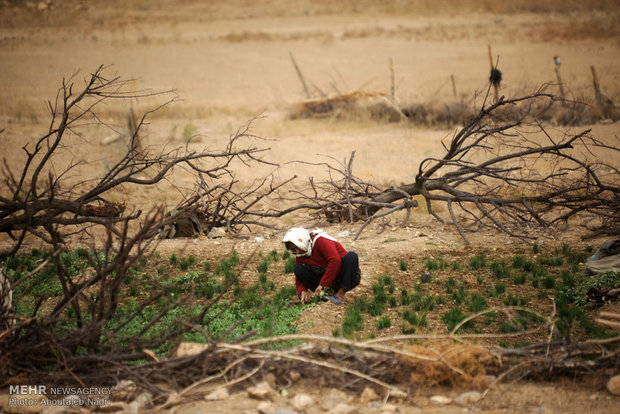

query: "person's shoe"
xmin=324 ymin=295 xmax=343 ymax=305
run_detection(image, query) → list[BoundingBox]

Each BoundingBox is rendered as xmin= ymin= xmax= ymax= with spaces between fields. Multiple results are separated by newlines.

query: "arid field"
xmin=1 ymin=1 xmax=620 ymax=413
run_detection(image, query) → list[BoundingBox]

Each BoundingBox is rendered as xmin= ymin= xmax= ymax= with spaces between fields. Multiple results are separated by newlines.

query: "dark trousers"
xmin=295 ymin=251 xmax=360 ymax=292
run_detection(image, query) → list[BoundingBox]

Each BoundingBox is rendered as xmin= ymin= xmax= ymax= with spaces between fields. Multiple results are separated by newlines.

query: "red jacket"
xmin=295 ymin=236 xmax=347 ymax=294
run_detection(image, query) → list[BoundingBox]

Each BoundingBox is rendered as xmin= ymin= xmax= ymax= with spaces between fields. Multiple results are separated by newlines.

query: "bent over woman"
xmin=283 ymin=227 xmax=361 ymax=305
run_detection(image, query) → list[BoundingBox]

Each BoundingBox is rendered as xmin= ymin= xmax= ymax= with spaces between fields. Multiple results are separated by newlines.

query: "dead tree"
xmin=279 ymin=90 xmax=620 ymax=242
xmin=0 ymin=65 xmax=280 ymax=257
xmin=0 ymin=66 xmax=288 ymax=384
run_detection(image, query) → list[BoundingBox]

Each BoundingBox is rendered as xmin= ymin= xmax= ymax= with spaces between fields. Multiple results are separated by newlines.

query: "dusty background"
xmin=1 ymin=1 xmax=620 ymax=413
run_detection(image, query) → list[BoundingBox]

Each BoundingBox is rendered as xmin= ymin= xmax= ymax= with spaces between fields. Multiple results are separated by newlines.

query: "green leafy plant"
xmin=542 ymin=275 xmax=556 ymax=289
xmin=375 ymin=316 xmax=391 ymax=330
xmin=399 ymin=260 xmax=408 ymax=271
xmin=441 ymin=307 xmax=474 ymax=332
xmin=469 ymin=253 xmax=486 ymax=270
xmin=341 ymin=298 xmax=366 ymax=337
xmin=284 ymin=256 xmax=295 ymax=274
xmin=468 ymin=293 xmax=488 ymax=313
xmin=490 ymin=260 xmax=510 ymax=278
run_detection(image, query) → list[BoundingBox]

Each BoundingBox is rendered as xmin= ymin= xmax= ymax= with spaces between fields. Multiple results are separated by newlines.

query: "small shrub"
xmin=512 ymin=273 xmax=527 ymax=285
xmin=378 ymin=274 xmax=395 ymax=293
xmin=522 ymin=260 xmax=535 ymax=272
xmin=468 ymin=293 xmax=488 ymax=313
xmin=560 ymin=270 xmax=574 ymax=288
xmin=489 ymin=282 xmax=506 ymax=297
xmin=445 ymin=277 xmax=457 ymax=292
xmin=490 ymin=260 xmax=510 ymax=278
xmin=375 ymin=316 xmax=391 ymax=330
xmin=441 ymin=307 xmax=474 ymax=332
xmin=401 ymin=309 xmax=428 ymax=328
xmin=542 ymin=275 xmax=556 ymax=289
xmin=400 ymin=289 xmax=409 ymax=305
xmin=367 ymin=300 xmax=385 ymax=316
xmin=503 ymin=294 xmax=519 ymax=306
xmin=470 ymin=253 xmax=486 ymax=270
xmin=512 ymin=255 xmax=526 ymax=269
xmin=424 ymin=256 xmax=439 ymax=271
xmin=538 ymin=255 xmax=563 ymax=267
xmin=284 ymin=257 xmax=295 ymax=274
xmin=169 ymin=254 xmax=178 ymax=265
xmin=342 ymin=298 xmax=365 ymax=337
xmin=399 ymin=260 xmax=408 ymax=271
xmin=410 ymin=293 xmax=435 ymax=311
xmin=531 ymin=264 xmax=548 ymax=278
xmin=179 ymin=255 xmax=196 ymax=271
xmin=451 ymin=285 xmax=467 ymax=305
xmin=257 ymin=258 xmax=269 ymax=274
xmin=268 ymin=249 xmax=279 ymax=262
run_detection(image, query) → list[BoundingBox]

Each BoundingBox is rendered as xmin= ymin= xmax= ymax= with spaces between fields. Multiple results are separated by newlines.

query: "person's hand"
xmin=315 ymin=285 xmax=324 ymax=296
xmin=300 ymin=290 xmax=310 ymax=304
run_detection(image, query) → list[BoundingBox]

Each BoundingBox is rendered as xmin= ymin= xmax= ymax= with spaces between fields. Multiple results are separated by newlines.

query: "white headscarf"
xmin=283 ymin=227 xmax=312 ymax=257
xmin=283 ymin=227 xmax=337 ymax=257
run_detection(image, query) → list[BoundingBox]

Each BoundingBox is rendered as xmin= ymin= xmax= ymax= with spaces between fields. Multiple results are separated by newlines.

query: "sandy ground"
xmin=1 ymin=1 xmax=620 ymax=413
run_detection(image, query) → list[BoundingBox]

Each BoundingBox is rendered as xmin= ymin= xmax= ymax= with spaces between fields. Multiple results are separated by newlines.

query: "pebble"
xmin=360 ymin=386 xmax=380 ymax=404
xmin=205 ymin=387 xmax=230 ymax=401
xmin=380 ymin=403 xmax=399 ymax=412
xmin=320 ymin=389 xmax=350 ymax=410
xmin=429 ymin=395 xmax=452 ymax=405
xmin=607 ymin=375 xmax=620 ymax=395
xmin=248 ymin=382 xmax=275 ymax=401
xmin=257 ymin=401 xmax=275 ymax=414
xmin=162 ymin=392 xmax=181 ymax=407
xmin=453 ymin=391 xmax=482 ymax=405
xmin=291 ymin=393 xmax=314 ymax=410
xmin=288 ymin=370 xmax=301 ymax=383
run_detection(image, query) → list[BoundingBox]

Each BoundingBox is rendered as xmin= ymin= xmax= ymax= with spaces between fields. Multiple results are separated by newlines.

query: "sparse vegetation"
xmin=2 ymin=4 xmax=619 ymax=407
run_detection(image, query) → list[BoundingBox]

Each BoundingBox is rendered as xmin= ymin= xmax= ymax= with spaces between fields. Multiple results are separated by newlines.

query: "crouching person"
xmin=283 ymin=227 xmax=361 ymax=305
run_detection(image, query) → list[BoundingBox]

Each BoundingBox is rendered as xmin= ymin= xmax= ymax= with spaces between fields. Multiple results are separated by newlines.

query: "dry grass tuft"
xmin=402 ymin=343 xmax=493 ymax=388
xmin=291 ymin=93 xmax=619 ymax=128
xmin=289 ymin=92 xmax=407 ymax=123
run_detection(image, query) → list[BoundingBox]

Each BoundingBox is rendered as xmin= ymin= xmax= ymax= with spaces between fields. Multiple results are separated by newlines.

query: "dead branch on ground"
xmin=279 ymin=90 xmax=620 ymax=242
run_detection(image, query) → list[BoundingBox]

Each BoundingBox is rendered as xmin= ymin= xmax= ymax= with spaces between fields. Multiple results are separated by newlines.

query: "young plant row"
xmin=337 ymin=243 xmax=619 ymax=346
xmin=2 ymin=247 xmax=302 ymax=356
